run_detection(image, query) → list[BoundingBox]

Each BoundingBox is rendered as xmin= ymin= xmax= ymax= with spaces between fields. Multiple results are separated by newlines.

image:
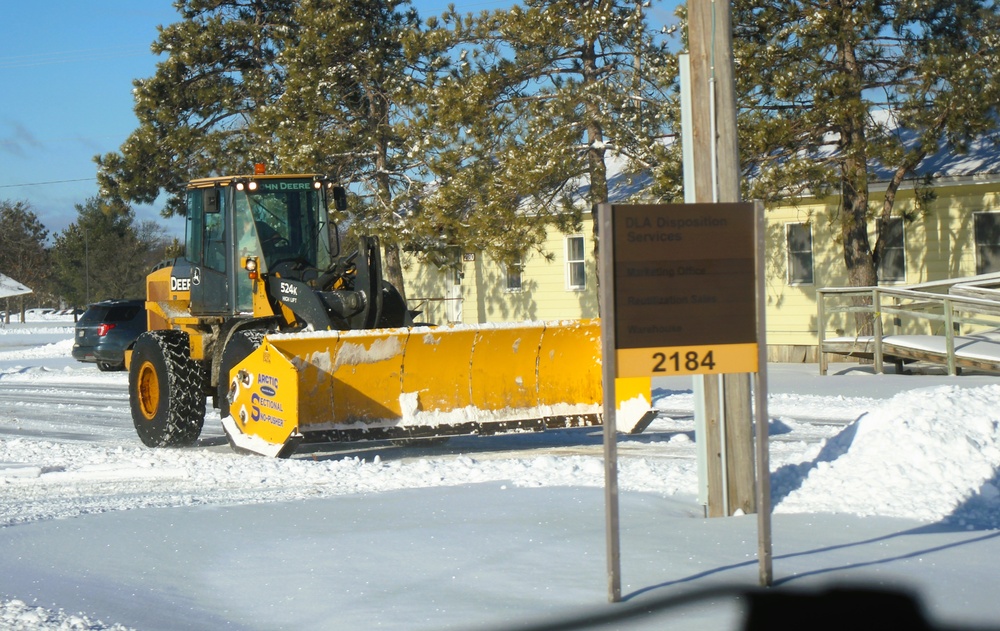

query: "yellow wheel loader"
xmin=127 ymin=170 xmax=654 ymax=457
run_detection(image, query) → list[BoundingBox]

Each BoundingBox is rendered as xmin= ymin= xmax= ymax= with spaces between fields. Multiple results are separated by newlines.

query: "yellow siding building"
xmin=403 ymin=225 xmax=600 ymax=327
xmin=401 ymin=174 xmax=1000 ymax=361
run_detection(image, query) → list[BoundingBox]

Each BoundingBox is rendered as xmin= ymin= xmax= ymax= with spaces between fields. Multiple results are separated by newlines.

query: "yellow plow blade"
xmin=222 ymin=319 xmax=653 ymax=456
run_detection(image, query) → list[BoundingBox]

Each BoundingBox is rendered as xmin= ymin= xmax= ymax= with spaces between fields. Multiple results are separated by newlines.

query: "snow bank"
xmin=0 ymin=338 xmax=73 ymax=362
xmin=777 ymin=385 xmax=1000 ymax=524
xmin=0 ymin=598 xmax=132 ymax=631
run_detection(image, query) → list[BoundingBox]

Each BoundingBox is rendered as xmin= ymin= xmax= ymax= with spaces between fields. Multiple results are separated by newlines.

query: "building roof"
xmin=0 ymin=273 xmax=32 ymax=299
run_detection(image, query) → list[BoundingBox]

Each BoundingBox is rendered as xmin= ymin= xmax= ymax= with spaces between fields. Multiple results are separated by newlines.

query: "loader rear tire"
xmin=378 ymin=282 xmax=411 ymax=328
xmin=129 ymin=330 xmax=206 ymax=448
xmin=218 ymin=328 xmax=266 ymax=420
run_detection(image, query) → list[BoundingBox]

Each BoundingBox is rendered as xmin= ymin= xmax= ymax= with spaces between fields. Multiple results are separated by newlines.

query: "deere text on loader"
xmin=127 ymin=171 xmax=653 ymax=457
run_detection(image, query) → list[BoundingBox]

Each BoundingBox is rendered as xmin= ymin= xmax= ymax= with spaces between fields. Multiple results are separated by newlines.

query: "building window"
xmin=877 ymin=217 xmax=906 ymax=283
xmin=975 ymin=212 xmax=1000 ymax=275
xmin=566 ymin=235 xmax=586 ymax=290
xmin=505 ymin=258 xmax=524 ymax=292
xmin=785 ymin=223 xmax=813 ymax=285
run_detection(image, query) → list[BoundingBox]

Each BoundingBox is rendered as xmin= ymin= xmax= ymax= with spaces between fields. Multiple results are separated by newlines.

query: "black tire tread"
xmin=217 ymin=328 xmax=266 ymax=420
xmin=129 ymin=330 xmax=206 ymax=447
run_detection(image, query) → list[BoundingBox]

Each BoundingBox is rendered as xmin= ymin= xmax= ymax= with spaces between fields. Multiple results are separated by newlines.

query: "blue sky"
xmin=0 ymin=0 xmax=676 ymax=241
xmin=1 ymin=2 xmax=182 ymax=237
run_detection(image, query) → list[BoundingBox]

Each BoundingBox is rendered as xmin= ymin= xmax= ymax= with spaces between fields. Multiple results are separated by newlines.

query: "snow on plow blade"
xmin=221 ymin=319 xmax=654 ymax=457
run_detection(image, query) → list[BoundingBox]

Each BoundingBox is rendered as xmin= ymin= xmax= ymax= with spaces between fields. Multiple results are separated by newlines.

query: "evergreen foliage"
xmin=258 ymin=0 xmax=434 ymax=297
xmin=94 ymin=0 xmax=1000 ymax=309
xmin=732 ymin=0 xmax=1000 ymax=296
xmin=0 ymin=200 xmax=50 ymax=313
xmin=95 ymin=0 xmax=297 ymax=217
xmin=49 ymin=198 xmax=169 ymax=306
xmin=412 ymin=0 xmax=678 ymax=267
xmin=95 ymin=0 xmax=677 ymax=288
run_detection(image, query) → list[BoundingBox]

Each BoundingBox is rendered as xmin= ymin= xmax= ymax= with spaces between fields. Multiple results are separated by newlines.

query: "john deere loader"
xmin=127 ymin=169 xmax=652 ymax=457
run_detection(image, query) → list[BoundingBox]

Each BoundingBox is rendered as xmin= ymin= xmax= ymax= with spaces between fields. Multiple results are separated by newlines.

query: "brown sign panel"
xmin=611 ymin=203 xmax=757 ymax=351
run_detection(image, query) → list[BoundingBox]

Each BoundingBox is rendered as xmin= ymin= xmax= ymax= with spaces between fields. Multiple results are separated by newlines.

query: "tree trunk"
xmin=370 ymin=90 xmax=407 ymax=303
xmin=382 ymin=242 xmax=406 ymax=302
xmin=840 ymin=165 xmax=877 ymax=336
xmin=582 ymin=38 xmax=608 ymax=207
xmin=837 ymin=30 xmax=877 ymax=335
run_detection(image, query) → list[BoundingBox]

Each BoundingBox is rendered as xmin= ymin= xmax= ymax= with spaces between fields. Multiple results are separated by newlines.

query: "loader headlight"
xmin=243 ymin=256 xmax=259 ymax=280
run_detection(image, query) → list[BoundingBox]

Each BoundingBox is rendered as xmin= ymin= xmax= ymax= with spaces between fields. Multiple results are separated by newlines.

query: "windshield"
xmin=233 ymin=179 xmax=335 ymax=273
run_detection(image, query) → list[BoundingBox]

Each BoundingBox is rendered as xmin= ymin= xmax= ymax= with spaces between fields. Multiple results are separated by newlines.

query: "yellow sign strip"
xmin=616 ymin=342 xmax=758 ymax=378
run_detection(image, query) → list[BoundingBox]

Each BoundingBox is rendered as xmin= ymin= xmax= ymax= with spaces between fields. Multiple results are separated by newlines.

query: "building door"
xmin=445 ymin=265 xmax=463 ymax=323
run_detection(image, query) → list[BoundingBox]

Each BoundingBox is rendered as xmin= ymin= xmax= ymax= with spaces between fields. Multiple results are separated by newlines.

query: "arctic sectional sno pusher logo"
xmin=250 ymin=373 xmax=284 ymax=427
xmin=258 ymin=373 xmax=278 ymax=397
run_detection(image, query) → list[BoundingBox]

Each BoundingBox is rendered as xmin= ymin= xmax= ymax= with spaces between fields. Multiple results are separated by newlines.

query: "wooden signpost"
xmin=598 ymin=201 xmax=773 ymax=602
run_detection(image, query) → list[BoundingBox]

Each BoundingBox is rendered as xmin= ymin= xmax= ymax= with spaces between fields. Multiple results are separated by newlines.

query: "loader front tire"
xmin=129 ymin=330 xmax=206 ymax=448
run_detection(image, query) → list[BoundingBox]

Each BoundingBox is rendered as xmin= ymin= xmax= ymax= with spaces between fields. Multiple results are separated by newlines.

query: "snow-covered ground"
xmin=2 ymin=318 xmax=1000 ymax=629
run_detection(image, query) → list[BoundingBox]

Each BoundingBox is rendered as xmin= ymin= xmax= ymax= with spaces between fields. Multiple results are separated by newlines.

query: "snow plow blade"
xmin=222 ymin=319 xmax=654 ymax=457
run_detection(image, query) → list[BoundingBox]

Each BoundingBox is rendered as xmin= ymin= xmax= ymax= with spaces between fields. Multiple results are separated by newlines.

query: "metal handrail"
xmin=817 ymin=279 xmax=1000 ymax=375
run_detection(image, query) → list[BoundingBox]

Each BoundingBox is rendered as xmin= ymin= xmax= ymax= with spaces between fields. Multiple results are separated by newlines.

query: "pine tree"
xmin=50 ymin=199 xmax=169 ymax=306
xmin=95 ymin=0 xmax=297 ymax=216
xmin=258 ymin=0 xmax=433 ymax=299
xmin=0 ymin=200 xmax=50 ymax=319
xmin=731 ymin=0 xmax=1000 ymax=332
xmin=97 ymin=0 xmax=434 ymax=297
xmin=412 ymin=0 xmax=677 ymax=267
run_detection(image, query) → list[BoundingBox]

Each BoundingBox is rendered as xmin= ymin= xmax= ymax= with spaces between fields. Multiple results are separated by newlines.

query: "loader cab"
xmin=184 ymin=174 xmax=346 ymax=316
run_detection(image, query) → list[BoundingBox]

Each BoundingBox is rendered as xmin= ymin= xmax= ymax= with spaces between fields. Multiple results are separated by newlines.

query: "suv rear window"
xmin=79 ymin=304 xmax=141 ymax=324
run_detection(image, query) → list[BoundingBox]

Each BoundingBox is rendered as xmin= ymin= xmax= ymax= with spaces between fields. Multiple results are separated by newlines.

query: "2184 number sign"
xmin=652 ymin=350 xmax=716 ymax=374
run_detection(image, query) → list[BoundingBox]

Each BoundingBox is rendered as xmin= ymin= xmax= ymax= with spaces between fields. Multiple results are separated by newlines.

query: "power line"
xmin=0 ymin=46 xmax=152 ymax=70
xmin=0 ymin=178 xmax=95 ymax=189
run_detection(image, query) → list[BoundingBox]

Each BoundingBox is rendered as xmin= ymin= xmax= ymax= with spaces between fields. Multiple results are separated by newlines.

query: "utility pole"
xmin=84 ymin=228 xmax=90 ymax=305
xmin=686 ymin=0 xmax=773 ymax=587
xmin=686 ymin=0 xmax=756 ymax=517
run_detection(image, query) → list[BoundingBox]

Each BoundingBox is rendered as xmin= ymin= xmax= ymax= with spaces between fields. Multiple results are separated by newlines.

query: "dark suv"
xmin=72 ymin=300 xmax=147 ymax=371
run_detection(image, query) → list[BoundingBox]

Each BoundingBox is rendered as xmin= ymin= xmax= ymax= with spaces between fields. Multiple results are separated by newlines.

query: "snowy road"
xmin=0 ymin=333 xmax=855 ymax=483
xmin=0 ymin=324 xmax=866 ymax=453
xmin=2 ymin=322 xmax=996 ymax=519
xmin=0 ymin=380 xmax=135 ymax=442
xmin=6 ymin=321 xmax=1000 ymax=630
xmin=0 ymin=322 xmax=873 ymax=537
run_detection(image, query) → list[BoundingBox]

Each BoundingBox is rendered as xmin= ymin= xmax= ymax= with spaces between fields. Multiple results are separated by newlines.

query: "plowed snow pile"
xmin=776 ymin=385 xmax=1000 ymax=523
